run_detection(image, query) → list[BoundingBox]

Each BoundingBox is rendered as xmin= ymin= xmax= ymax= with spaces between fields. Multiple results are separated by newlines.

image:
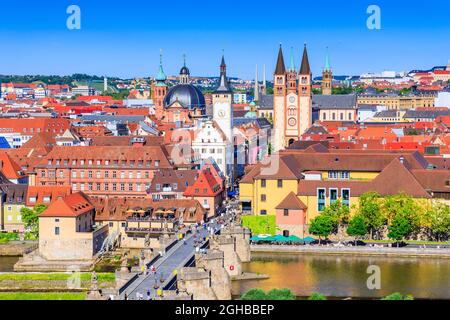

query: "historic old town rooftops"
xmin=34 ymin=145 xmax=172 ymax=169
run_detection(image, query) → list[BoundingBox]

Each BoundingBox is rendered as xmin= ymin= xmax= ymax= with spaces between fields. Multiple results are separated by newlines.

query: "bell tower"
xmin=298 ymin=44 xmax=312 ymax=135
xmin=273 ymin=44 xmax=287 ymax=152
xmin=322 ymin=47 xmax=332 ymax=95
xmin=153 ymin=49 xmax=167 ymax=120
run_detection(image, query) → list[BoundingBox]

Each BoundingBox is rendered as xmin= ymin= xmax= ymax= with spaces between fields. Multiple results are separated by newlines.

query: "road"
xmin=119 ymin=202 xmax=238 ymax=300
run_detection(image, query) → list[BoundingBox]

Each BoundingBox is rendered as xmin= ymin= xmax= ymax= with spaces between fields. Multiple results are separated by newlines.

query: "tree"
xmin=358 ymin=192 xmax=385 ymax=239
xmin=241 ymin=289 xmax=267 ymax=300
xmin=382 ymin=293 xmax=414 ymax=300
xmin=322 ymin=199 xmax=350 ymax=228
xmin=382 ymin=194 xmax=421 ymax=233
xmin=308 ymin=292 xmax=327 ymax=300
xmin=309 ymin=215 xmax=334 ymax=244
xmin=241 ymin=288 xmax=296 ymax=300
xmin=387 ymin=215 xmax=411 ymax=246
xmin=266 ymin=288 xmax=296 ymax=300
xmin=426 ymin=203 xmax=450 ymax=242
xmin=346 ymin=214 xmax=367 ymax=241
xmin=21 ymin=204 xmax=48 ymax=238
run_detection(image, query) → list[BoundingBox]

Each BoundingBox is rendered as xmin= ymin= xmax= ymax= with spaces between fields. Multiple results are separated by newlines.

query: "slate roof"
xmin=312 ymin=94 xmax=357 ymax=110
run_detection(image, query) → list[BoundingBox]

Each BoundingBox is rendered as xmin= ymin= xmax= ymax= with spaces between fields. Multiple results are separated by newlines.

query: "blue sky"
xmin=0 ymin=0 xmax=449 ymax=79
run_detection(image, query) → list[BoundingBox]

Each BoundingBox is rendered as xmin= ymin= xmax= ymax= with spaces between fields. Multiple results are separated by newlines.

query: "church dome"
xmin=164 ymin=84 xmax=206 ymax=110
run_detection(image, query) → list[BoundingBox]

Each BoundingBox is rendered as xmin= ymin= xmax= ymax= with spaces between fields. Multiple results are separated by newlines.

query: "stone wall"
xmin=177 ymin=268 xmax=217 ymax=300
xmin=195 ymin=250 xmax=231 ymax=300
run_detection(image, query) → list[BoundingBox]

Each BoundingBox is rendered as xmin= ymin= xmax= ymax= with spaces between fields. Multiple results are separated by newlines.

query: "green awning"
xmin=302 ymin=236 xmax=316 ymax=243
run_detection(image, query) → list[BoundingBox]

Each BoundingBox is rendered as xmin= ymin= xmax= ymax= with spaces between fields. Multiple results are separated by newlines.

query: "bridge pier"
xmin=210 ymin=235 xmax=242 ymax=277
xmin=177 ymin=268 xmax=218 ymax=300
xmin=195 ymin=250 xmax=231 ymax=300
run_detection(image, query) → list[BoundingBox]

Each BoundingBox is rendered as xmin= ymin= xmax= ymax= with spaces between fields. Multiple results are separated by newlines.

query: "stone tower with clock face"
xmin=212 ymin=54 xmax=234 ymax=186
xmin=273 ymin=44 xmax=312 ymax=152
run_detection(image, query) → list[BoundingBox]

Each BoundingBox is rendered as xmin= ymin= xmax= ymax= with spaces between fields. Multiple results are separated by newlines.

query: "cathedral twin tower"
xmin=272 ymin=44 xmax=313 ymax=152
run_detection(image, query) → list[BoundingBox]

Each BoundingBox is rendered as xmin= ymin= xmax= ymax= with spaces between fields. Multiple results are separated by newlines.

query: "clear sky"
xmin=0 ymin=0 xmax=449 ymax=79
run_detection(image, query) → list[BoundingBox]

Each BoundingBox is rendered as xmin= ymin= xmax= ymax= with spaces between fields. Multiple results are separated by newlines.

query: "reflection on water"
xmin=0 ymin=257 xmax=19 ymax=272
xmin=232 ymin=253 xmax=450 ymax=299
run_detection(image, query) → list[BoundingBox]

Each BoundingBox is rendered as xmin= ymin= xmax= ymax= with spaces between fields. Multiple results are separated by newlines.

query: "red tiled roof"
xmin=40 ymin=192 xmax=94 ymax=217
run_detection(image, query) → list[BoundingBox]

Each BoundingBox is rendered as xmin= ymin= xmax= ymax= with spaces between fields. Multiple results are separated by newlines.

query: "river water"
xmin=0 ymin=257 xmax=19 ymax=272
xmin=232 ymin=253 xmax=450 ymax=299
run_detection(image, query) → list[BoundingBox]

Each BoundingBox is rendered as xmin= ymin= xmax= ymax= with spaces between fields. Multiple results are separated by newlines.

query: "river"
xmin=232 ymin=252 xmax=450 ymax=299
xmin=0 ymin=256 xmax=19 ymax=272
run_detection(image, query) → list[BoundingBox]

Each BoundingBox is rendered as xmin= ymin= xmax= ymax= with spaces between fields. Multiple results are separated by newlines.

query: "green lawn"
xmin=0 ymin=292 xmax=86 ymax=300
xmin=242 ymin=215 xmax=276 ymax=235
xmin=0 ymin=272 xmax=115 ymax=282
xmin=0 ymin=233 xmax=19 ymax=244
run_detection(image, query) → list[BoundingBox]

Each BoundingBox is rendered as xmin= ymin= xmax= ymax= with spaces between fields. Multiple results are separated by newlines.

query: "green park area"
xmin=0 ymin=272 xmax=116 ymax=291
xmin=241 ymin=215 xmax=276 ymax=235
xmin=0 ymin=292 xmax=86 ymax=300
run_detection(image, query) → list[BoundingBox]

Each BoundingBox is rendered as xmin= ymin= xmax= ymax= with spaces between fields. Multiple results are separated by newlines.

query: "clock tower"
xmin=212 ymin=53 xmax=234 ymax=187
xmin=213 ymin=53 xmax=233 ymax=142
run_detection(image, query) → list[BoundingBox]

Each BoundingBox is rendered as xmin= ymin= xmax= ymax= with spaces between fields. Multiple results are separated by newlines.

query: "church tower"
xmin=212 ymin=53 xmax=234 ymax=186
xmin=298 ymin=44 xmax=313 ymax=135
xmin=273 ymin=44 xmax=313 ymax=152
xmin=153 ymin=50 xmax=167 ymax=119
xmin=322 ymin=47 xmax=332 ymax=95
xmin=273 ymin=44 xmax=287 ymax=152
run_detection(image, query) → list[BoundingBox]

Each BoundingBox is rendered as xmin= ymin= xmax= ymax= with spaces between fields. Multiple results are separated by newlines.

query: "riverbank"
xmin=250 ymin=244 xmax=450 ymax=258
xmin=0 ymin=241 xmax=37 ymax=256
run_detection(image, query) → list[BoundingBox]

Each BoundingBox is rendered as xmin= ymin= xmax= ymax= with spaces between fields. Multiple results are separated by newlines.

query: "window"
xmin=155 ymin=160 xmax=159 ymax=167
xmin=80 ymin=183 xmax=85 ymax=191
xmin=96 ymin=171 xmax=101 ymax=178
xmin=72 ymin=184 xmax=77 ymax=191
xmin=137 ymin=184 xmax=141 ymax=192
xmin=59 ymin=171 xmax=64 ymax=178
xmin=342 ymin=189 xmax=350 ymax=207
xmin=72 ymin=171 xmax=76 ymax=178
xmin=261 ymin=179 xmax=266 ymax=188
xmin=109 ymin=222 xmax=114 ymax=227
xmin=128 ymin=183 xmax=133 ymax=191
xmin=96 ymin=183 xmax=101 ymax=191
xmin=137 ymin=171 xmax=141 ymax=179
xmin=317 ymin=188 xmax=326 ymax=211
xmin=43 ymin=196 xmax=51 ymax=203
xmin=80 ymin=171 xmax=85 ymax=178
xmin=55 ymin=227 xmax=60 ymax=235
xmin=341 ymin=171 xmax=350 ymax=180
xmin=112 ymin=171 xmax=117 ymax=178
xmin=329 ymin=188 xmax=338 ymax=204
xmin=156 ymin=184 xmax=161 ymax=191
xmin=105 ymin=171 xmax=109 ymax=178
xmin=145 ymin=171 xmax=149 ymax=179
xmin=328 ymin=171 xmax=338 ymax=179
xmin=121 ymin=222 xmax=126 ymax=228
xmin=260 ymin=210 xmax=267 ymax=215
xmin=261 ymin=194 xmax=266 ymax=202
xmin=277 ymin=179 xmax=283 ymax=188
xmin=128 ymin=171 xmax=133 ymax=179
xmin=120 ymin=183 xmax=125 ymax=191
xmin=284 ymin=209 xmax=289 ymax=216
xmin=88 ymin=183 xmax=93 ymax=191
xmin=121 ymin=171 xmax=125 ymax=179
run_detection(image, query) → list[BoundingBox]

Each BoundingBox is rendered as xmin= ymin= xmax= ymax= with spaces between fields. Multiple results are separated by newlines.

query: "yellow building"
xmin=357 ymin=94 xmax=436 ymax=110
xmin=240 ymin=147 xmax=450 ymax=236
xmin=0 ymin=181 xmax=27 ymax=233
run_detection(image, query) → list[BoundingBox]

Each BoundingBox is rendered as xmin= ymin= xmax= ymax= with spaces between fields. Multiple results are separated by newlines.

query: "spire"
xmin=215 ymin=52 xmax=232 ymax=93
xmin=274 ymin=44 xmax=286 ymax=74
xmin=155 ymin=49 xmax=167 ymax=82
xmin=324 ymin=47 xmax=331 ymax=71
xmin=288 ymin=47 xmax=296 ymax=72
xmin=299 ymin=43 xmax=311 ymax=75
xmin=254 ymin=64 xmax=259 ymax=102
xmin=183 ymin=53 xmax=186 ymax=67
xmin=263 ymin=64 xmax=266 ymax=87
